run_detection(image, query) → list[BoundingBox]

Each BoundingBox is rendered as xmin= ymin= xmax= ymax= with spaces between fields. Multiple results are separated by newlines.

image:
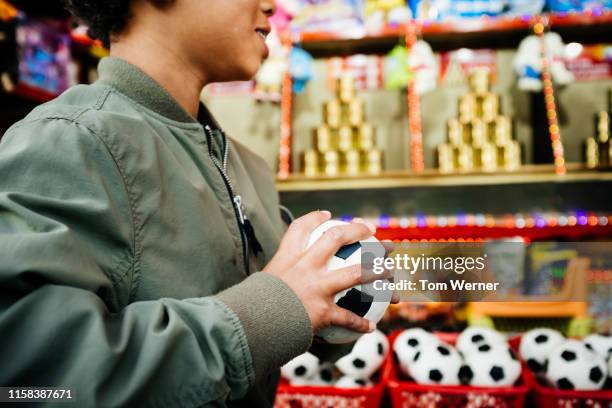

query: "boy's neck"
xmin=110 ymin=36 xmax=207 ymax=119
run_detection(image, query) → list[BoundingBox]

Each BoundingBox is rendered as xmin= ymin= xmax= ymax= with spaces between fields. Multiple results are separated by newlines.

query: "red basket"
xmin=385 ymin=331 xmax=530 ymax=408
xmin=525 ymin=369 xmax=612 ymax=408
xmin=274 ymin=356 xmax=389 ymax=408
xmin=520 ymin=349 xmax=612 ymax=407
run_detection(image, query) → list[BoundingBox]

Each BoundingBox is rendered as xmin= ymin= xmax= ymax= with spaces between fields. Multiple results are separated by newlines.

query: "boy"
xmin=0 ymin=0 xmax=380 ymax=406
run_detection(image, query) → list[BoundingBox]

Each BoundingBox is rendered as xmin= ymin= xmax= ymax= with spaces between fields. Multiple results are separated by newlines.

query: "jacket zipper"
xmin=204 ymin=125 xmax=250 ymax=275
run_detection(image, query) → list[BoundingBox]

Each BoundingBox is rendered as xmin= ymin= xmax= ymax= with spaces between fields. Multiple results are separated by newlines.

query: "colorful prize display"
xmin=3 ymin=2 xmax=612 ymax=408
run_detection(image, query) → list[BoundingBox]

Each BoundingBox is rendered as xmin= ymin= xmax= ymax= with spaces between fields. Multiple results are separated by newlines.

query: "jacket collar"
xmin=96 ymin=56 xmax=201 ymax=124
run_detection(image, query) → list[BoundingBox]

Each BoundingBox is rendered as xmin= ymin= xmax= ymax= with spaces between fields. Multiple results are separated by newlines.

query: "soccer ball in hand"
xmin=307 ymin=220 xmax=390 ymax=344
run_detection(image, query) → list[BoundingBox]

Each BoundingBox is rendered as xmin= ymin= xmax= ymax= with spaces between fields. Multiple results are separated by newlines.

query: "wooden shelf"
xmin=297 ymin=11 xmax=612 ymax=55
xmin=60 ymin=12 xmax=612 ymax=57
xmin=276 ymin=164 xmax=612 ymax=192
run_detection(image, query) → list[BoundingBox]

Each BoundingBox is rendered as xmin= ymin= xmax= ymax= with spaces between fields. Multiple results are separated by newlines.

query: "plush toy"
xmin=546 ymin=0 xmax=584 ymax=12
xmin=413 ymin=0 xmax=508 ymax=20
xmin=254 ymin=28 xmax=289 ymax=97
xmin=506 ymin=0 xmax=545 ymax=16
xmin=290 ymin=1 xmax=363 ymax=34
xmin=364 ymin=0 xmax=412 ymax=31
xmin=385 ymin=40 xmax=437 ymax=95
xmin=385 ymin=45 xmax=411 ymax=89
xmin=289 ymin=46 xmax=314 ymax=93
xmin=513 ymin=32 xmax=574 ymax=92
xmin=409 ymin=40 xmax=438 ymax=95
xmin=270 ymin=0 xmax=301 ymax=32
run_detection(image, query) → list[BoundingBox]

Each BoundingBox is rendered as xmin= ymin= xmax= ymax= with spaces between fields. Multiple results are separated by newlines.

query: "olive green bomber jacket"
xmin=0 ymin=57 xmax=312 ymax=407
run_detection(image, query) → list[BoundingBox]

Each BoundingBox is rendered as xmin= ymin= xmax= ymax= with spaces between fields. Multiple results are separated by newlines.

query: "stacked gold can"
xmin=301 ymin=76 xmax=384 ymax=177
xmin=436 ymin=68 xmax=522 ymax=173
xmin=585 ymin=108 xmax=611 ymax=170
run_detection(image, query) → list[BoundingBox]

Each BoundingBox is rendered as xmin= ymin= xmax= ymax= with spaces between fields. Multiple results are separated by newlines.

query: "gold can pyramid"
xmin=437 ymin=67 xmax=522 ymax=173
xmin=301 ymin=76 xmax=384 ymax=177
xmin=585 ymin=106 xmax=611 ymax=170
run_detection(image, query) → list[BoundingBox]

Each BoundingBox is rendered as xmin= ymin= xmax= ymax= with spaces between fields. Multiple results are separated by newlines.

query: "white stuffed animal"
xmin=410 ymin=40 xmax=438 ymax=95
xmin=254 ymin=28 xmax=289 ymax=97
xmin=513 ymin=32 xmax=574 ymax=92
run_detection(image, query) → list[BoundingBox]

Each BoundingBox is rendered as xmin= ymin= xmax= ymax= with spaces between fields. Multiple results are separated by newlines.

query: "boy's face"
xmin=171 ymin=0 xmax=275 ymax=83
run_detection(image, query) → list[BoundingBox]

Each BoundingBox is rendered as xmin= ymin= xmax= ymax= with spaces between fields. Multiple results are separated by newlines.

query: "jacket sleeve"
xmin=0 ymin=117 xmax=312 ymax=407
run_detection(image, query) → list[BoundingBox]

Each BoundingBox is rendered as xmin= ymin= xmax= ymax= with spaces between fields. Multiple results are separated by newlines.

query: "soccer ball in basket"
xmin=519 ymin=327 xmax=565 ymax=374
xmin=462 ymin=342 xmax=522 ymax=387
xmin=409 ymin=342 xmax=463 ymax=386
xmin=545 ymin=339 xmax=607 ymax=391
xmin=335 ymin=330 xmax=389 ymax=380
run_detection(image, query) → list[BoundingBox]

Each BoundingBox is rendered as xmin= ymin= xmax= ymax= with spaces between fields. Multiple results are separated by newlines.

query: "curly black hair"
xmin=64 ymin=0 xmax=173 ymax=46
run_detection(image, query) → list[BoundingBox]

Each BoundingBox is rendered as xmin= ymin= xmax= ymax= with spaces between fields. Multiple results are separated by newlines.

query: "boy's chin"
xmin=237 ymin=59 xmax=265 ymax=82
xmin=214 ymin=62 xmax=261 ymax=84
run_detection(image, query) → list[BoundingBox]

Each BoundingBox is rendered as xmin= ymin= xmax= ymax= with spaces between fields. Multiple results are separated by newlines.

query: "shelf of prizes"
xmin=281 ymin=19 xmax=536 ymax=179
xmin=276 ymin=12 xmax=612 ymax=184
xmin=296 ymin=11 xmax=612 ymax=55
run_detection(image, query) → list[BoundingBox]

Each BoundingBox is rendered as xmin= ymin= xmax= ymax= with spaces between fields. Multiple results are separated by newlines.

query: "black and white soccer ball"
xmin=607 ymin=354 xmax=612 ymax=388
xmin=281 ymin=352 xmax=320 ymax=385
xmin=307 ymin=220 xmax=390 ymax=344
xmin=584 ymin=334 xmax=612 ymax=361
xmin=519 ymin=328 xmax=565 ymax=374
xmin=462 ymin=342 xmax=522 ymax=387
xmin=310 ymin=362 xmax=339 ymax=386
xmin=335 ymin=376 xmax=373 ymax=388
xmin=546 ymin=339 xmax=607 ymax=391
xmin=457 ymin=326 xmax=507 ymax=355
xmin=336 ymin=330 xmax=388 ymax=380
xmin=410 ymin=342 xmax=463 ymax=385
xmin=393 ymin=328 xmax=439 ymax=377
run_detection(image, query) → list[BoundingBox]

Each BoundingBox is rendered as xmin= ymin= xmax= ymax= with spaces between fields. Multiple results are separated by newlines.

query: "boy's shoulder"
xmin=15 ymin=83 xmax=110 ymax=127
xmin=2 ymin=83 xmax=156 ymax=176
xmin=6 ymin=82 xmax=180 ymax=154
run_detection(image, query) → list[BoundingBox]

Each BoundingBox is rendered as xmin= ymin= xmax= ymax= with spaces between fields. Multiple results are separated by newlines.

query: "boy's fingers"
xmin=330 ymin=307 xmax=374 ymax=334
xmin=281 ymin=210 xmax=331 ymax=252
xmin=382 ymin=239 xmax=395 ymax=256
xmin=304 ymin=223 xmax=373 ymax=267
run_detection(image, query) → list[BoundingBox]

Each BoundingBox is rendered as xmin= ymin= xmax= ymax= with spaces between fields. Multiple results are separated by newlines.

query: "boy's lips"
xmin=255 ymin=28 xmax=268 ymax=40
xmin=255 ymin=28 xmax=270 ymax=58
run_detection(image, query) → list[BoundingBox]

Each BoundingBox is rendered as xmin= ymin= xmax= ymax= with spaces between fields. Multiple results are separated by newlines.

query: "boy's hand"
xmin=263 ymin=211 xmax=380 ymax=334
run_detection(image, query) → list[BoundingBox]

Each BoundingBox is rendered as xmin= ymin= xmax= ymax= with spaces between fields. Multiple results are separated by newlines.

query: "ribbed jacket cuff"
xmin=215 ymin=272 xmax=313 ymax=380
